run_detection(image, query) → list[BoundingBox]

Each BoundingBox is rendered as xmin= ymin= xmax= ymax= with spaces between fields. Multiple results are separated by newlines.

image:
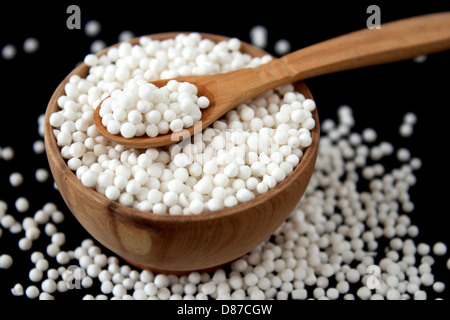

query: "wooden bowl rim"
xmin=44 ymin=32 xmax=320 ymax=224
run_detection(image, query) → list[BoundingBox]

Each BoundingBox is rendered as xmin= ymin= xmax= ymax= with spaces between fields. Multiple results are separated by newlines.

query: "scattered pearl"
xmin=29 ymin=268 xmax=43 ymax=282
xmin=1 ymin=146 xmax=14 ymax=160
xmin=39 ymin=292 xmax=55 ymax=300
xmin=414 ymin=290 xmax=427 ymax=300
xmin=11 ymin=283 xmax=24 ymax=296
xmin=433 ymin=281 xmax=445 ymax=293
xmin=432 ymin=242 xmax=447 ymax=256
xmin=1 ymin=44 xmax=16 ymax=60
xmin=90 ymin=40 xmax=106 ymax=54
xmin=397 ymin=148 xmax=411 ymax=162
xmin=399 ymin=123 xmax=413 ymax=137
xmin=118 ymin=30 xmax=135 ymax=42
xmin=18 ymin=238 xmax=32 ymax=251
xmin=413 ymin=55 xmax=427 ymax=63
xmin=249 ymin=25 xmax=268 ymax=49
xmin=25 ymin=286 xmax=40 ymax=299
xmin=0 ymin=254 xmax=13 ymax=269
xmin=9 ymin=172 xmax=24 ymax=187
xmin=274 ymin=39 xmax=291 ymax=56
xmin=23 ymin=37 xmax=40 ymax=54
xmin=41 ymin=279 xmax=57 ymax=294
xmin=15 ymin=197 xmax=30 ymax=213
xmin=35 ymin=168 xmax=49 ymax=183
xmin=85 ymin=20 xmax=102 ymax=37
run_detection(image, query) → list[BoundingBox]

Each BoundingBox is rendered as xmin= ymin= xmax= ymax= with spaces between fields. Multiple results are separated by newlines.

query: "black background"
xmin=0 ymin=0 xmax=449 ymax=309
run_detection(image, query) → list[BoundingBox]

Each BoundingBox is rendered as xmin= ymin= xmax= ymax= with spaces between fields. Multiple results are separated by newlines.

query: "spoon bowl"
xmin=93 ymin=76 xmax=217 ymax=149
xmin=45 ymin=32 xmax=320 ymax=273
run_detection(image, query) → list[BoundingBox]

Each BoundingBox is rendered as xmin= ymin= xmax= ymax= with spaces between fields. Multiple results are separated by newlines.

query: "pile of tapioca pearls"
xmin=50 ymin=33 xmax=316 ymax=215
xmin=2 ymin=105 xmax=449 ymax=300
xmin=98 ymin=79 xmax=210 ymax=138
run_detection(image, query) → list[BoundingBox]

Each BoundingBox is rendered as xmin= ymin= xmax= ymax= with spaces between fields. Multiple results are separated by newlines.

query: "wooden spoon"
xmin=94 ymin=12 xmax=450 ymax=149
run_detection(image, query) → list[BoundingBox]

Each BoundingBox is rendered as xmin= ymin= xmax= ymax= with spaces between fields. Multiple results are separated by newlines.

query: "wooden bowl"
xmin=44 ymin=33 xmax=320 ymax=273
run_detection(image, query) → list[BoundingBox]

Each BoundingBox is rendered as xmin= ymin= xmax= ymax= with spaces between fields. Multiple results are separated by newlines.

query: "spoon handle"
xmin=272 ymin=12 xmax=450 ymax=82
